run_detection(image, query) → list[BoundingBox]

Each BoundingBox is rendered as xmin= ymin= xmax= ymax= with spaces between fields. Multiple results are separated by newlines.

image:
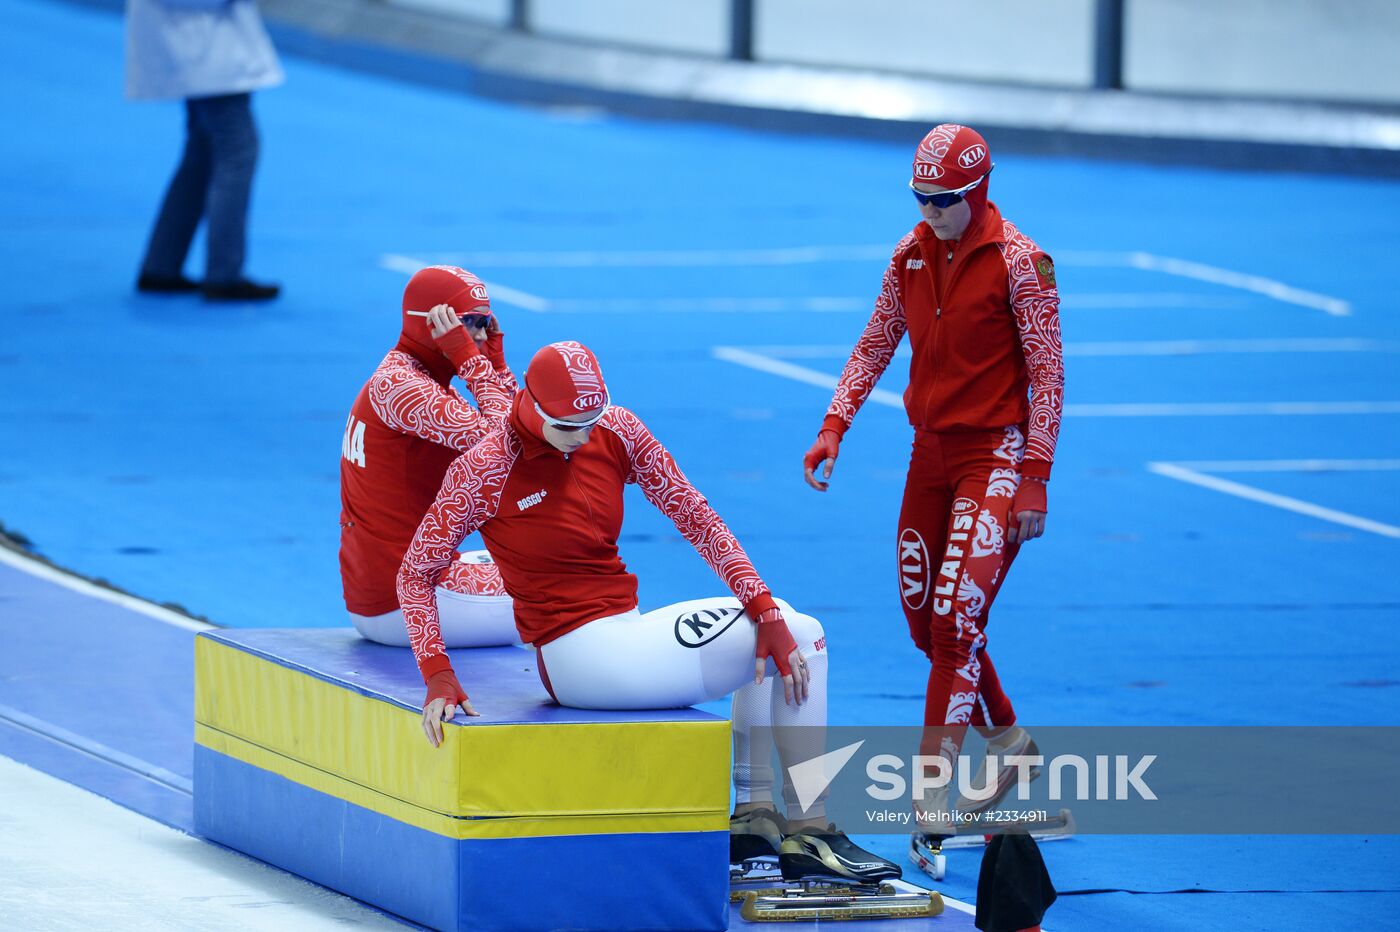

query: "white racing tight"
xmin=538 ymin=597 xmax=830 ymax=819
xmin=350 ymin=550 xmax=520 ymax=648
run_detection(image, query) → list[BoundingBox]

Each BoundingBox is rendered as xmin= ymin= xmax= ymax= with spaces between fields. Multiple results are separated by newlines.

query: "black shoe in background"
xmin=137 ymin=273 xmax=201 ymax=294
xmin=202 ymin=279 xmax=281 ymax=302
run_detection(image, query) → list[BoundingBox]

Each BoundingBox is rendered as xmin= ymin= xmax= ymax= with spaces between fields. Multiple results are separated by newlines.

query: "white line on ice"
xmin=382 ymin=247 xmax=1350 ymax=315
xmin=711 ymin=348 xmax=1400 ymax=417
xmin=1065 ymin=401 xmax=1400 ymax=417
xmin=1159 ymin=458 xmax=1400 ymax=473
xmin=379 ymin=254 xmax=551 ymax=312
xmin=0 ymin=546 xmax=212 ymax=633
xmin=1058 ymin=250 xmax=1352 ymax=316
xmin=401 ymin=244 xmax=893 ymax=268
xmin=711 ymin=346 xmax=905 ymax=407
xmin=721 ymin=338 xmax=1397 ymax=359
xmin=1147 ymin=462 xmax=1400 ymax=539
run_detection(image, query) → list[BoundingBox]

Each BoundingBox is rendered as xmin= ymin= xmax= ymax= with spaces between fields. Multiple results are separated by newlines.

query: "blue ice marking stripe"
xmin=0 ymin=701 xmax=192 ymax=795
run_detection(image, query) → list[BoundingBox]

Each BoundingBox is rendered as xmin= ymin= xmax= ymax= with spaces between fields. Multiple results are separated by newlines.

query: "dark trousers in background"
xmin=140 ymin=93 xmax=259 ymax=285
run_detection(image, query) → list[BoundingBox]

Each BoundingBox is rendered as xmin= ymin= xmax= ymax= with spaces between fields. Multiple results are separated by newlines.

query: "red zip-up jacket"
xmin=339 ymin=351 xmax=515 ymax=615
xmin=826 ymin=200 xmax=1064 ymax=479
xmin=398 ymin=401 xmax=778 ymax=679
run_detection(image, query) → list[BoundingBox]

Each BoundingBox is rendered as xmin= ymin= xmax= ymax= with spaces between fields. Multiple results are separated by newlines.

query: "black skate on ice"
xmin=778 ymin=824 xmax=902 ymax=884
xmin=728 ymin=807 xmax=786 ymax=867
xmin=730 ymin=818 xmax=938 ymax=921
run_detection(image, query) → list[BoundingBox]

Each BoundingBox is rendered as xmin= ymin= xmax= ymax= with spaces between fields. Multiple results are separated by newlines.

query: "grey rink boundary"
xmin=55 ymin=0 xmax=1400 ymax=174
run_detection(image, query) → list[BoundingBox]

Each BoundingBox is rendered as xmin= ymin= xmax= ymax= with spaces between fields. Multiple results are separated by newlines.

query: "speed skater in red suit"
xmin=339 ymin=265 xmax=520 ymax=650
xmin=802 ymin=124 xmax=1065 ymax=834
xmin=398 ymin=341 xmax=902 ymax=884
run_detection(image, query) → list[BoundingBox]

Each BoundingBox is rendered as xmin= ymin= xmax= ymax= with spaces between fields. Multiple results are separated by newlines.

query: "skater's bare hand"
xmin=421 ymin=696 xmax=479 ymax=747
xmin=426 ymin=304 xmax=463 ymax=339
xmin=785 ymin=648 xmax=811 ymax=705
xmin=422 ymin=668 xmax=478 ymax=747
xmin=802 ymin=430 xmax=841 ymax=492
xmin=1008 ymin=508 xmax=1046 ymax=544
xmin=1007 ymin=477 xmax=1048 ymax=543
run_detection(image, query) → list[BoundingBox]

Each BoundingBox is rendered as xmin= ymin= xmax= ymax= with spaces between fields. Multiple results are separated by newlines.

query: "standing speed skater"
xmin=803 ymin=124 xmax=1066 ymax=862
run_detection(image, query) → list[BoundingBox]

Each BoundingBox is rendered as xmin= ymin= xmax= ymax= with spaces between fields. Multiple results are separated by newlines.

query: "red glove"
xmin=1007 ymin=477 xmax=1048 ymax=544
xmin=1012 ymin=476 xmax=1047 ymax=516
xmin=484 ymin=329 xmax=507 ymax=372
xmin=433 ymin=323 xmax=480 ymax=371
xmin=424 ymin=668 xmax=470 ymax=711
xmin=802 ymin=429 xmax=841 ymax=490
xmin=754 ymin=606 xmax=798 ymax=678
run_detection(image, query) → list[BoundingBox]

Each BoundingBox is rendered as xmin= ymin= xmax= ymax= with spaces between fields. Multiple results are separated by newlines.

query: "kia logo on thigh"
xmin=674 ymin=606 xmax=744 ymax=647
xmin=898 ymin=527 xmax=930 ymax=610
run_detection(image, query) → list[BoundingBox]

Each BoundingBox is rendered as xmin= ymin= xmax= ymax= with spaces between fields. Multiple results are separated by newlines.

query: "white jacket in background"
xmin=125 ymin=0 xmax=284 ymax=101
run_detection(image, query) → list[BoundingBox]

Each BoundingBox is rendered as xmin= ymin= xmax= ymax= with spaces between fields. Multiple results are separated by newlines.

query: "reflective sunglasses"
xmin=534 ymin=390 xmax=610 ymax=432
xmin=909 ymin=169 xmax=991 ymax=209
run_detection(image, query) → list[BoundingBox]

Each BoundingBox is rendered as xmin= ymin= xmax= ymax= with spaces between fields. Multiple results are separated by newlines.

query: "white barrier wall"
xmin=755 ymin=0 xmax=1098 ymax=88
xmin=388 ymin=0 xmax=510 ymax=26
xmin=374 ymin=0 xmax=1400 ymax=106
xmin=1124 ymin=0 xmax=1400 ymax=105
xmin=528 ymin=0 xmax=731 ymax=56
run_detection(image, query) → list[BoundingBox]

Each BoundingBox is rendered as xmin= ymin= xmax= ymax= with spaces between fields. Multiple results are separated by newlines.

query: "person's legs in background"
xmin=137 ymin=100 xmax=210 ymax=292
xmin=194 ymin=93 xmax=278 ymax=301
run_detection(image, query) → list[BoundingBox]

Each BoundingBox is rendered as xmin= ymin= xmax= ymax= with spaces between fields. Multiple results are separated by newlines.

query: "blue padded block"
xmin=195 ymin=745 xmax=728 ymax=931
xmin=459 ymin=832 xmax=729 ymax=932
xmin=195 ymin=744 xmax=458 ymax=930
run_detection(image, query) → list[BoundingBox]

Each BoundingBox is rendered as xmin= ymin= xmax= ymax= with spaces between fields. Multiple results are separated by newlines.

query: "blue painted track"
xmin=3 ymin=0 xmax=1399 ymax=927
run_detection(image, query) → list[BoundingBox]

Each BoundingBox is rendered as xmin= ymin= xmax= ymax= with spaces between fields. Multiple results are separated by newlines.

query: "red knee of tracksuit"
xmin=823 ymin=197 xmax=1063 ymax=742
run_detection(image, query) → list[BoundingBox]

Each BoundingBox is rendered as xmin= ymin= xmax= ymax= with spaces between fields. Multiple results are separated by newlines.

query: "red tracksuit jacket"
xmin=398 ymin=401 xmax=778 ymax=679
xmin=339 ymin=350 xmax=515 ymax=615
xmin=827 ymin=200 xmax=1064 ymax=479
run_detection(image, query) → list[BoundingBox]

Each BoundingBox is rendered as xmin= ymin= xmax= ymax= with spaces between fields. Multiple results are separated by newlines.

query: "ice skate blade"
xmin=729 ymin=880 xmax=898 ymax=904
xmin=740 ymin=888 xmax=943 ymax=922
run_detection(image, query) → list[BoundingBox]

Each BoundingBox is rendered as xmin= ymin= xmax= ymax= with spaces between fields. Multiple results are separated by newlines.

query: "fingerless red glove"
xmin=1012 ymin=477 xmax=1047 ymax=516
xmin=433 ymin=325 xmax=480 ymax=371
xmin=424 ymin=668 xmax=470 ymax=710
xmin=484 ymin=330 xmax=507 ymax=371
xmin=802 ymin=430 xmax=839 ymax=472
xmin=754 ymin=607 xmax=798 ymax=677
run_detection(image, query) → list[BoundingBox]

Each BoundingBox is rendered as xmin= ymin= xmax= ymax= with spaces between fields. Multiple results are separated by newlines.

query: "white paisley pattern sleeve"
xmin=493 ymin=363 xmax=520 ymax=398
xmin=604 ymin=408 xmax=774 ymax=613
xmin=1000 ymin=222 xmax=1065 ymax=479
xmin=826 ymin=234 xmax=913 ymax=430
xmin=369 ymin=352 xmax=503 ymax=453
xmin=397 ymin=434 xmax=514 ymax=677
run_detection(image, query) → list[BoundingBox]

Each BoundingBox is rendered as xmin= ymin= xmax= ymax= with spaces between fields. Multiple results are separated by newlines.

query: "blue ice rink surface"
xmin=3 ymin=0 xmax=1400 ymax=928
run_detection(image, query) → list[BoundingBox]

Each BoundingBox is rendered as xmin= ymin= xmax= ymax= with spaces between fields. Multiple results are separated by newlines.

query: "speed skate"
xmin=729 ymin=808 xmax=940 ymax=921
xmin=730 ymin=859 xmax=943 ymax=922
xmin=909 ymin=809 xmax=1075 ymax=881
